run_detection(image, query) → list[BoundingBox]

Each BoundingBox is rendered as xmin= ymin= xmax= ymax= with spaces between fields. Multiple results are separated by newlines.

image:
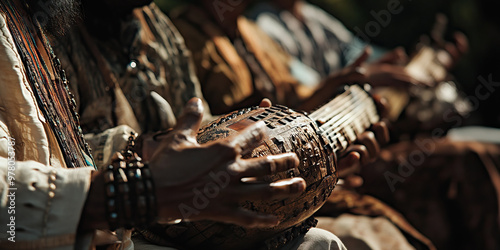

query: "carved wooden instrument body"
xmin=141 ymin=85 xmax=379 ymax=249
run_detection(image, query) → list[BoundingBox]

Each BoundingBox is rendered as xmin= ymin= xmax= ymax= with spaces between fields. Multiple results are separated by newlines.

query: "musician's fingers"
xmin=372 ymin=94 xmax=390 ymax=119
xmin=372 ymin=121 xmax=390 ymax=145
xmin=375 ymin=46 xmax=408 ymax=65
xmin=234 ymin=153 xmax=299 ymax=177
xmin=259 ymin=98 xmax=272 ymax=108
xmin=358 ymin=131 xmax=380 ymax=162
xmin=393 ymin=46 xmax=409 ymax=64
xmin=236 ymin=177 xmax=306 ymax=201
xmin=225 ymin=121 xmax=267 ymax=152
xmin=174 ymin=98 xmax=204 ymax=137
xmin=391 ymin=72 xmax=431 ymax=87
xmin=346 ymin=144 xmax=370 ymax=165
xmin=366 ymin=66 xmax=431 ymax=88
xmin=338 ymin=175 xmax=364 ymax=188
xmin=204 ymin=207 xmax=279 ymax=228
xmin=337 ymin=151 xmax=361 ymax=177
xmin=350 ymin=46 xmax=372 ymax=68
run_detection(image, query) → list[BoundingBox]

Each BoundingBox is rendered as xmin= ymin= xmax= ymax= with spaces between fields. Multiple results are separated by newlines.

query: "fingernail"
xmin=271 ymin=178 xmax=306 ymax=193
xmin=187 ymin=98 xmax=202 ymax=113
xmin=348 ymin=151 xmax=360 ymax=162
xmin=293 ymin=178 xmax=306 ymax=193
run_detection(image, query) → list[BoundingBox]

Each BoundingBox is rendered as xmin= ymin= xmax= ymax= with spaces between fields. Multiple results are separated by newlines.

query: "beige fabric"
xmin=0 ymin=160 xmax=93 ymax=249
xmin=132 ymin=228 xmax=345 ymax=250
xmin=317 ymin=215 xmax=414 ymax=250
xmin=0 ymin=12 xmax=56 ymax=167
xmin=280 ymin=228 xmax=346 ymax=250
xmin=84 ymin=125 xmax=136 ymax=170
xmin=0 ymin=13 xmax=93 ymax=248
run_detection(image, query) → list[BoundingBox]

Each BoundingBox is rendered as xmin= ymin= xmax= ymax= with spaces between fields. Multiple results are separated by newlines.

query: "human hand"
xmin=430 ymin=13 xmax=469 ymax=69
xmin=138 ymin=98 xmax=274 ymax=161
xmin=148 ymin=98 xmax=305 ymax=227
xmin=300 ymin=48 xmax=371 ymax=111
xmin=336 ymin=121 xmax=389 ymax=177
xmin=363 ymin=62 xmax=431 ymax=88
xmin=335 ymin=95 xmax=390 ymax=187
xmin=333 ymin=46 xmax=427 ymax=89
xmin=429 ymin=31 xmax=468 ymax=70
xmin=374 ymin=46 xmax=409 ymax=65
xmin=443 ymin=32 xmax=469 ymax=68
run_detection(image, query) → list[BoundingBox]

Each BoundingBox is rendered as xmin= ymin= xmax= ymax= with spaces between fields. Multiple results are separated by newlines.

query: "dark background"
xmin=155 ymin=0 xmax=500 ymax=127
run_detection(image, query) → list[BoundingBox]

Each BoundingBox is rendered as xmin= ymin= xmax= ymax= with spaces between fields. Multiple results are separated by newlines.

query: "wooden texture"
xmin=140 ymin=85 xmax=379 ymax=249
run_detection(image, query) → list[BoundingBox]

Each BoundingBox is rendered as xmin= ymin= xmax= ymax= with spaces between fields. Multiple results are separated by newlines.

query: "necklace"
xmin=1 ymin=0 xmax=95 ymax=169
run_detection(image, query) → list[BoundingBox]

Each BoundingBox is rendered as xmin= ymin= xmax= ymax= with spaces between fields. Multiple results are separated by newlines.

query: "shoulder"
xmin=0 ymin=12 xmax=24 ymax=84
xmin=301 ymin=2 xmax=354 ymax=42
xmin=245 ymin=3 xmax=293 ymax=43
xmin=246 ymin=2 xmax=281 ymax=21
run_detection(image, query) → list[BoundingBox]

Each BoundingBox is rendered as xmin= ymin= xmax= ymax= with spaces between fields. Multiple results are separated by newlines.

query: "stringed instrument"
xmin=374 ymin=44 xmax=471 ymax=139
xmin=140 ymin=84 xmax=380 ymax=249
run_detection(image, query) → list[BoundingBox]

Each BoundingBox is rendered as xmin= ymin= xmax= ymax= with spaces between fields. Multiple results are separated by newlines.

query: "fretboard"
xmin=309 ymin=85 xmax=379 ymax=153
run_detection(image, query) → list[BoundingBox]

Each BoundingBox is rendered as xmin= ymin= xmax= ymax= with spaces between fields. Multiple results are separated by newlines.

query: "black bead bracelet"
xmin=103 ymin=133 xmax=157 ymax=231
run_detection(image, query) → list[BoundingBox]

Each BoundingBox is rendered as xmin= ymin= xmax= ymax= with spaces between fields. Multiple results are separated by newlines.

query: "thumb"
xmin=174 ymin=98 xmax=204 ymax=136
xmin=349 ymin=46 xmax=372 ymax=68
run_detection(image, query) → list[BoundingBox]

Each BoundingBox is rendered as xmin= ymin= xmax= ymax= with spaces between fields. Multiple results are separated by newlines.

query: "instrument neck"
xmin=309 ymin=85 xmax=379 ymax=153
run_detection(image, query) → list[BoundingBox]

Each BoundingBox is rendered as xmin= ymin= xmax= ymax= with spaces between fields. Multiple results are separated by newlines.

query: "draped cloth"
xmin=0 ymin=1 xmax=95 ymax=248
xmin=359 ymin=138 xmax=500 ymax=250
xmin=0 ymin=0 xmax=94 ymax=170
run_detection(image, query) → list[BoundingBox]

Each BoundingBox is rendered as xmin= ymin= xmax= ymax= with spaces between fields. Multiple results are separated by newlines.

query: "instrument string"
xmin=309 ymin=85 xmax=379 ymax=153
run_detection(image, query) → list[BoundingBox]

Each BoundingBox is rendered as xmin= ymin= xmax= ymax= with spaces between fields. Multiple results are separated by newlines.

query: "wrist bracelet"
xmin=104 ymin=165 xmax=119 ymax=231
xmin=103 ymin=133 xmax=158 ymax=230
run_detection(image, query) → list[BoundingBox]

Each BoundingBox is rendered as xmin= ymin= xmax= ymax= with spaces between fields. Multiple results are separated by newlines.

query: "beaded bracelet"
xmin=103 ymin=133 xmax=157 ymax=231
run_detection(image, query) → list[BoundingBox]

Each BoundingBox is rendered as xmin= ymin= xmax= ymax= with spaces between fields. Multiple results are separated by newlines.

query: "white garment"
xmin=132 ymin=228 xmax=346 ymax=250
xmin=0 ymin=13 xmax=93 ymax=249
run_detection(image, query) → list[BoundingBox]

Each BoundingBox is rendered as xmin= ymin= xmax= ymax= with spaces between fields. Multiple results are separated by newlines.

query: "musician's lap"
xmin=132 ymin=228 xmax=346 ymax=250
